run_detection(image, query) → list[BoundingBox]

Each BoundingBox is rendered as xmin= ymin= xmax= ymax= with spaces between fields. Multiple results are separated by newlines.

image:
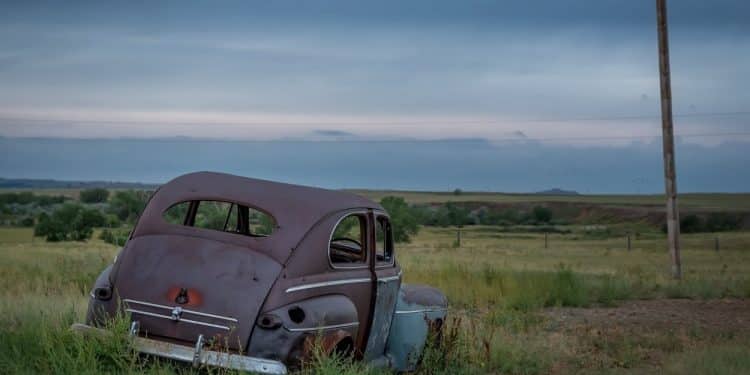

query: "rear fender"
xmin=247 ymin=294 xmax=359 ymax=367
xmin=385 ymin=284 xmax=448 ymax=372
xmin=86 ymin=264 xmax=117 ymax=327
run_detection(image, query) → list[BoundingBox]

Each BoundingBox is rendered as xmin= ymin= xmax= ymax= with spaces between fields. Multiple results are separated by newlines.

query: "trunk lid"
xmin=112 ymin=234 xmax=281 ymax=351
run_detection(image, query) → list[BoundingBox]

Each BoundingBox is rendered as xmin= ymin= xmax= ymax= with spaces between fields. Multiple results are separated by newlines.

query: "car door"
xmin=363 ymin=211 xmax=401 ymax=361
xmin=325 ymin=210 xmax=377 ymax=354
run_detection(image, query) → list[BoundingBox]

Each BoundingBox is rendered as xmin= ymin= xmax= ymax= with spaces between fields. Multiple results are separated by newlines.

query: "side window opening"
xmin=163 ymin=201 xmax=190 ymax=225
xmin=376 ymin=216 xmax=394 ymax=265
xmin=163 ymin=200 xmax=275 ymax=237
xmin=330 ymin=214 xmax=367 ymax=266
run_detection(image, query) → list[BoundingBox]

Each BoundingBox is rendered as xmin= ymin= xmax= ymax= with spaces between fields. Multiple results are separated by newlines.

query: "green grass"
xmin=4 ymin=187 xmax=750 ymax=210
xmin=399 ymin=226 xmax=750 ymax=308
xmin=663 ymin=344 xmax=750 ymax=375
xmin=1 ymin=226 xmax=749 ymax=374
xmin=0 ymin=227 xmax=35 ymax=244
xmin=349 ymin=190 xmax=750 ymax=211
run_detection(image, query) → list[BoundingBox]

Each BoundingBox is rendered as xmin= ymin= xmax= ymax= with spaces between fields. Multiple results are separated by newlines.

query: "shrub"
xmin=34 ymin=203 xmax=104 ymax=242
xmin=680 ymin=214 xmax=704 ymax=233
xmin=431 ymin=203 xmax=472 ymax=227
xmin=531 ymin=206 xmax=552 ymax=223
xmin=705 ymin=213 xmax=742 ymax=232
xmin=0 ymin=192 xmax=67 ymax=206
xmin=662 ymin=213 xmax=743 ymax=234
xmin=109 ymin=190 xmax=150 ymax=222
xmin=99 ymin=228 xmax=131 ymax=247
xmin=380 ymin=196 xmax=420 ymax=243
xmin=19 ymin=217 xmax=35 ymax=227
xmin=79 ymin=188 xmax=110 ymax=203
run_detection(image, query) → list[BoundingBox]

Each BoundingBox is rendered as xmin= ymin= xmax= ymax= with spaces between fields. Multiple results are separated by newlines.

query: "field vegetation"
xmin=0 ymin=188 xmax=749 ymax=374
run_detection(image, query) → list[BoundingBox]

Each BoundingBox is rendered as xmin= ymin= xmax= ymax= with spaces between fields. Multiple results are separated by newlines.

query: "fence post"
xmin=544 ymin=232 xmax=548 ymax=249
xmin=627 ymin=233 xmax=631 ymax=251
xmin=456 ymin=229 xmax=461 ymax=247
xmin=715 ymin=236 xmax=719 ymax=252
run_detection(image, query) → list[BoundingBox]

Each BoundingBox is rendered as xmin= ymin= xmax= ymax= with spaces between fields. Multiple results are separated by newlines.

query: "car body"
xmin=76 ymin=172 xmax=447 ymax=374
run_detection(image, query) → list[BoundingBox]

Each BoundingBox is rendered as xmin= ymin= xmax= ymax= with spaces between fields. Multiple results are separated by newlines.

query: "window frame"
xmin=161 ymin=199 xmax=277 ymax=238
xmin=374 ymin=214 xmax=395 ymax=268
xmin=328 ymin=211 xmax=370 ymax=270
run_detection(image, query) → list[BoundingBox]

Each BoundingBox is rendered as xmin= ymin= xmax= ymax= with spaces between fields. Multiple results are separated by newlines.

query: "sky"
xmin=0 ymin=1 xmax=748 ymax=192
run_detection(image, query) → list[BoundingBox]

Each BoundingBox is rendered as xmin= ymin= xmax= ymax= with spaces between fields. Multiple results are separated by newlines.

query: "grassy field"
xmin=7 ymin=187 xmax=750 ymax=211
xmin=351 ymin=190 xmax=750 ymax=211
xmin=1 ymin=224 xmax=749 ymax=374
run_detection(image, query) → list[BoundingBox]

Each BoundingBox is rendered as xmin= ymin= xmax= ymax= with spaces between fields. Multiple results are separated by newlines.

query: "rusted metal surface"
xmin=113 ymin=234 xmax=282 ymax=350
xmin=82 ymin=172 xmax=446 ymax=372
xmin=363 ymin=271 xmax=401 ymax=361
xmin=401 ymin=283 xmax=449 ymax=308
xmin=71 ymin=323 xmax=288 ymax=374
xmin=385 ymin=284 xmax=448 ymax=372
xmin=130 ymin=172 xmax=381 ymax=264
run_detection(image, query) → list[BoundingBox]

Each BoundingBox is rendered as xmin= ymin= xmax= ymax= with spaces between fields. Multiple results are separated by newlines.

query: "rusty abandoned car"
xmin=73 ymin=172 xmax=447 ymax=374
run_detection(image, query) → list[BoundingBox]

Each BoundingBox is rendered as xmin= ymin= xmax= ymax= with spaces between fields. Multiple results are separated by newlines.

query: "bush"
xmin=705 ymin=213 xmax=742 ymax=232
xmin=431 ymin=203 xmax=473 ymax=227
xmin=79 ymin=188 xmax=110 ymax=203
xmin=19 ymin=217 xmax=35 ymax=227
xmin=531 ymin=206 xmax=552 ymax=223
xmin=680 ymin=214 xmax=704 ymax=233
xmin=380 ymin=196 xmax=420 ymax=243
xmin=34 ymin=203 xmax=104 ymax=242
xmin=0 ymin=192 xmax=67 ymax=206
xmin=99 ymin=228 xmax=131 ymax=247
xmin=109 ymin=190 xmax=150 ymax=223
xmin=662 ymin=213 xmax=743 ymax=234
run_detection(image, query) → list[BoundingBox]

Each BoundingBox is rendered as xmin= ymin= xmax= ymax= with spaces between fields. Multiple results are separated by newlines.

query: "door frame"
xmin=363 ymin=210 xmax=401 ymax=360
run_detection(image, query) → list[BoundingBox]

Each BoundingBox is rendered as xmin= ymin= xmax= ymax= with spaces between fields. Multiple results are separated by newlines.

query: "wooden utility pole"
xmin=627 ymin=233 xmax=631 ymax=251
xmin=656 ymin=0 xmax=682 ymax=279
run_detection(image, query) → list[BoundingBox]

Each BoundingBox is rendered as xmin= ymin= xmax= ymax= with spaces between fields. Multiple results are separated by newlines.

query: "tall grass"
xmin=663 ymin=344 xmax=750 ymax=375
xmin=1 ymin=226 xmax=749 ymax=374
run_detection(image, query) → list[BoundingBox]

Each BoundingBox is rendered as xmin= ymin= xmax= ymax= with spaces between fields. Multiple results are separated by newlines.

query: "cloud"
xmin=509 ymin=130 xmax=527 ymax=139
xmin=311 ymin=129 xmax=357 ymax=138
xmin=0 ymin=1 xmax=747 ymax=142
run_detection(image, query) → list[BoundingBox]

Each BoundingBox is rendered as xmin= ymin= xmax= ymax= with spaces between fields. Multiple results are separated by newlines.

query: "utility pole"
xmin=656 ymin=0 xmax=681 ymax=279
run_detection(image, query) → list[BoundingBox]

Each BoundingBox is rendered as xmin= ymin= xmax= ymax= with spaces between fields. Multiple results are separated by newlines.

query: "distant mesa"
xmin=534 ymin=188 xmax=579 ymax=196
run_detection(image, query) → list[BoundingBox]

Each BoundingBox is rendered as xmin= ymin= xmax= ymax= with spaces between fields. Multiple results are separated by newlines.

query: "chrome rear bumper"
xmin=71 ymin=323 xmax=287 ymax=374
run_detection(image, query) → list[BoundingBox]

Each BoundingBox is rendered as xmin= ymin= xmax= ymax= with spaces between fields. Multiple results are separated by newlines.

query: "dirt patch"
xmin=542 ymin=299 xmax=750 ymax=372
xmin=544 ymin=299 xmax=750 ymax=333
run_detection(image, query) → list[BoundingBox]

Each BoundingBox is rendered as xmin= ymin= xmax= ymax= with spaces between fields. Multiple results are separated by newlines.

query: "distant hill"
xmin=0 ymin=177 xmax=157 ymax=190
xmin=535 ymin=188 xmax=579 ymax=196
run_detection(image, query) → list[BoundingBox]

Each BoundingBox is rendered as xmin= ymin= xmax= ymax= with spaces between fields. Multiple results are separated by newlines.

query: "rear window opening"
xmin=329 ymin=214 xmax=367 ymax=266
xmin=163 ymin=200 xmax=275 ymax=237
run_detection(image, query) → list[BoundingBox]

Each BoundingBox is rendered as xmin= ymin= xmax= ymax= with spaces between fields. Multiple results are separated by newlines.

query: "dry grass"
xmin=1 ymin=226 xmax=749 ymax=374
xmin=349 ymin=190 xmax=750 ymax=211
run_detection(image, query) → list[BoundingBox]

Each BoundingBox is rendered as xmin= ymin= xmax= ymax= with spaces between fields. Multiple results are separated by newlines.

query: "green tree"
xmin=532 ymin=206 xmax=552 ymax=223
xmin=34 ymin=203 xmax=103 ymax=241
xmin=79 ymin=188 xmax=110 ymax=203
xmin=432 ymin=202 xmax=472 ymax=227
xmin=109 ymin=190 xmax=150 ymax=222
xmin=380 ymin=196 xmax=420 ymax=243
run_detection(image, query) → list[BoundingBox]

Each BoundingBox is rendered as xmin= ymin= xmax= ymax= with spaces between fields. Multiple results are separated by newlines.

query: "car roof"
xmin=131 ymin=171 xmax=383 ymax=263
